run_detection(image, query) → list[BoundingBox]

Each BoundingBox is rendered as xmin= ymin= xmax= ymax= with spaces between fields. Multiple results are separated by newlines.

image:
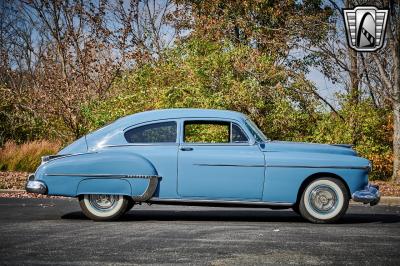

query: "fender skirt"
xmin=47 ymin=173 xmax=161 ymax=201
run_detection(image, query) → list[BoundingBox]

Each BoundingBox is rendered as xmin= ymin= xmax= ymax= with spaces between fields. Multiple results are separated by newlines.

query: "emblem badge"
xmin=343 ymin=6 xmax=388 ymax=52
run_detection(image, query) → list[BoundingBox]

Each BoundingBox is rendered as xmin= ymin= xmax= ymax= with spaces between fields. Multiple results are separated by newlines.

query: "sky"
xmin=307 ymin=68 xmax=345 ymax=108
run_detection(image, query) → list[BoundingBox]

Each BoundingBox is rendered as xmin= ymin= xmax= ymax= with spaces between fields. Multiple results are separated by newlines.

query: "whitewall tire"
xmin=299 ymin=177 xmax=349 ymax=223
xmin=79 ymin=194 xmax=129 ymax=221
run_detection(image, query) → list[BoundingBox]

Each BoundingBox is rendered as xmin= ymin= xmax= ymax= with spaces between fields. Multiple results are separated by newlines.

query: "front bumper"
xmin=25 ymin=174 xmax=47 ymax=194
xmin=352 ymin=183 xmax=380 ymax=206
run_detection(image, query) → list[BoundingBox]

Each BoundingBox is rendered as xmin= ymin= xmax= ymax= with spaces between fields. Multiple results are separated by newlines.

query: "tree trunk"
xmin=393 ymin=102 xmax=400 ymax=183
xmin=345 ymin=0 xmax=360 ymax=145
xmin=390 ymin=0 xmax=400 ymax=183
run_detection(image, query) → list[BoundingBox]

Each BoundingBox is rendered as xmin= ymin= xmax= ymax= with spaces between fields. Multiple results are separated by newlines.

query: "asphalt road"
xmin=0 ymin=198 xmax=399 ymax=265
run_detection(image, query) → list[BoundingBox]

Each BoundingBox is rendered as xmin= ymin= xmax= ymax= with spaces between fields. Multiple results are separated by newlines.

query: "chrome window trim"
xmin=180 ymin=143 xmax=251 ymax=147
xmin=181 ymin=118 xmax=253 ymax=145
xmin=103 ymin=143 xmax=179 ymax=148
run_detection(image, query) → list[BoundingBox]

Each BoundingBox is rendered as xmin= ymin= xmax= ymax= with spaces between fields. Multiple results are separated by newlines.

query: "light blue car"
xmin=26 ymin=109 xmax=380 ymax=223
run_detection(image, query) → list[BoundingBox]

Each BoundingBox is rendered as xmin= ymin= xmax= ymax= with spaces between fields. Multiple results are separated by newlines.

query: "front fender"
xmin=34 ymin=150 xmax=159 ymax=198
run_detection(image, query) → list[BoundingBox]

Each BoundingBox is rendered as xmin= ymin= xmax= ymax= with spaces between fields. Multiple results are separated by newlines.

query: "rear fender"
xmin=34 ymin=150 xmax=160 ymax=199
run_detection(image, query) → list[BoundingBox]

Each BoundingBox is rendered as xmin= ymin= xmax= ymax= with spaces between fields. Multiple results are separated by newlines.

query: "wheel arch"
xmin=295 ymin=172 xmax=351 ymax=206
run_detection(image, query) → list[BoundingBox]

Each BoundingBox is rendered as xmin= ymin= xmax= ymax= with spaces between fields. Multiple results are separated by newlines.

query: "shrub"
xmin=0 ymin=140 xmax=61 ymax=172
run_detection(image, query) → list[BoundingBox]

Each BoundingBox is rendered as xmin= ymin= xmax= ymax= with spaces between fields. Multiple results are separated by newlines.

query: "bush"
xmin=0 ymin=140 xmax=61 ymax=172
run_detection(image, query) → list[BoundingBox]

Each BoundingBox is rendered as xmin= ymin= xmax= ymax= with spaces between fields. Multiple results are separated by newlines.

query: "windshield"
xmin=244 ymin=119 xmax=268 ymax=142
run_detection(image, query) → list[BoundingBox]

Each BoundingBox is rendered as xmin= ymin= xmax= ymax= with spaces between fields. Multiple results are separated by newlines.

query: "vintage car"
xmin=26 ymin=108 xmax=380 ymax=223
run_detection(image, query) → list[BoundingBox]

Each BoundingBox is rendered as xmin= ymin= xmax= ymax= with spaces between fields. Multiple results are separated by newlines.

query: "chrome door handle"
xmin=180 ymin=147 xmax=193 ymax=151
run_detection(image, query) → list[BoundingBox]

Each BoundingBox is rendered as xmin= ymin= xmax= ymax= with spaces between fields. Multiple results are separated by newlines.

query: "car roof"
xmin=116 ymin=108 xmax=247 ymax=126
xmin=86 ymin=108 xmax=249 ymax=140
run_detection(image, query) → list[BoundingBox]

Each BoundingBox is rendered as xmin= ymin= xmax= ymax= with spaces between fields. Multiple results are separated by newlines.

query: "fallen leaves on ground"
xmin=372 ymin=181 xmax=400 ymax=197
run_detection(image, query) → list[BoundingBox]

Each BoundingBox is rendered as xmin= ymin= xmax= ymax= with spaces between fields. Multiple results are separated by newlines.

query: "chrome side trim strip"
xmin=194 ymin=163 xmax=265 ymax=167
xmin=193 ymin=164 xmax=368 ymax=170
xmin=45 ymin=173 xmax=160 ymax=179
xmin=148 ymin=198 xmax=293 ymax=207
xmin=266 ymin=165 xmax=369 ymax=170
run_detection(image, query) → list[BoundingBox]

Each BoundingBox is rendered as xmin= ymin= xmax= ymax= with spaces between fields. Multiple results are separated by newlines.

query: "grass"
xmin=0 ymin=140 xmax=61 ymax=172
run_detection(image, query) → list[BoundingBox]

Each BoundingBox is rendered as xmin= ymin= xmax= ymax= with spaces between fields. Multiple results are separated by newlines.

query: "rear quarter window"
xmin=124 ymin=121 xmax=177 ymax=143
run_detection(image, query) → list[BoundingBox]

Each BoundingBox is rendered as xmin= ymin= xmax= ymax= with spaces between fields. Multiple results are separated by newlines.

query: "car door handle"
xmin=180 ymin=147 xmax=193 ymax=151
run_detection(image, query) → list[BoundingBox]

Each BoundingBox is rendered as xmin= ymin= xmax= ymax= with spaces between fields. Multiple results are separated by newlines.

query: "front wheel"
xmin=299 ymin=177 xmax=349 ymax=223
xmin=79 ymin=194 xmax=129 ymax=221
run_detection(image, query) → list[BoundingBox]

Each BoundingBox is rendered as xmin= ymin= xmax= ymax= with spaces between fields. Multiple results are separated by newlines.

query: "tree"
xmin=368 ymin=0 xmax=400 ymax=183
xmin=0 ymin=0 xmax=182 ymax=141
xmin=84 ymin=38 xmax=320 ymax=140
xmin=309 ymin=0 xmax=400 ymax=182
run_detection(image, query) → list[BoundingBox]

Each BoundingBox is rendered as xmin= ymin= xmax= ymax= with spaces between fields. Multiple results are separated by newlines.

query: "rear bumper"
xmin=25 ymin=174 xmax=47 ymax=194
xmin=352 ymin=183 xmax=380 ymax=206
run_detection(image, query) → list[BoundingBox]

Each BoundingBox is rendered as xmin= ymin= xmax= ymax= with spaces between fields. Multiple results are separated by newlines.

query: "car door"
xmin=177 ymin=119 xmax=265 ymax=200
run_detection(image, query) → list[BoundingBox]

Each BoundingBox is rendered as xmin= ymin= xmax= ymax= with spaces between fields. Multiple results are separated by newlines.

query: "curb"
xmin=0 ymin=189 xmax=25 ymax=193
xmin=377 ymin=196 xmax=400 ymax=206
xmin=0 ymin=189 xmax=400 ymax=206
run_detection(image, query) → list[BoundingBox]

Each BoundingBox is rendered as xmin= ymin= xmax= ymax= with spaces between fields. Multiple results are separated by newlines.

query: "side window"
xmin=184 ymin=121 xmax=230 ymax=143
xmin=124 ymin=121 xmax=177 ymax=143
xmin=232 ymin=123 xmax=248 ymax=143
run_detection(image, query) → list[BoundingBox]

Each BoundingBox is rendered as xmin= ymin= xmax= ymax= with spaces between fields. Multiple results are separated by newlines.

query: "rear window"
xmin=124 ymin=121 xmax=177 ymax=143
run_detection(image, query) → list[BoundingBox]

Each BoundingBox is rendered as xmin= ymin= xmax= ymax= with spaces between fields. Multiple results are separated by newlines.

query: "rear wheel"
xmin=124 ymin=198 xmax=135 ymax=214
xmin=299 ymin=177 xmax=349 ymax=223
xmin=79 ymin=194 xmax=128 ymax=221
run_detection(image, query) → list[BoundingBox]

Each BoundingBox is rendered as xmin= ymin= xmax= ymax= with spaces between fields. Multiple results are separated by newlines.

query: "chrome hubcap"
xmin=309 ymin=185 xmax=338 ymax=214
xmin=89 ymin=195 xmax=119 ymax=212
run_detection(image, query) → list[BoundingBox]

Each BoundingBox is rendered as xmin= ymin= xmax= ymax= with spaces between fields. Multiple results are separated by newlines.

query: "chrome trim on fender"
xmin=131 ymin=176 xmax=160 ymax=202
xmin=45 ymin=173 xmax=160 ymax=179
xmin=41 ymin=152 xmax=97 ymax=164
xmin=194 ymin=163 xmax=265 ymax=167
xmin=352 ymin=183 xmax=380 ymax=206
xmin=266 ymin=165 xmax=369 ymax=170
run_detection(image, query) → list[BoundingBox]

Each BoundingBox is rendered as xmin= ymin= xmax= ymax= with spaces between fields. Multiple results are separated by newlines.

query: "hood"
xmin=260 ymin=141 xmax=357 ymax=156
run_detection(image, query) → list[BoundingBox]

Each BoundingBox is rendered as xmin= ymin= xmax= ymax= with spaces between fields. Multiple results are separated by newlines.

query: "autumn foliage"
xmin=0 ymin=141 xmax=61 ymax=172
xmin=0 ymin=0 xmax=399 ymax=181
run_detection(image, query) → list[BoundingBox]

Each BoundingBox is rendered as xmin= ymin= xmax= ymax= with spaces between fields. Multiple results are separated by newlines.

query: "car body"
xmin=26 ymin=108 xmax=380 ymax=222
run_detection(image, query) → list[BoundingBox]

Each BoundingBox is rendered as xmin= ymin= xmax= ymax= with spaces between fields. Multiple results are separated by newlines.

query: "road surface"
xmin=0 ymin=198 xmax=399 ymax=265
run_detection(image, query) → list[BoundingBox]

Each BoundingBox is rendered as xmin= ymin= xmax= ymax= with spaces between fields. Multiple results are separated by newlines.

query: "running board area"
xmin=147 ymin=198 xmax=294 ymax=209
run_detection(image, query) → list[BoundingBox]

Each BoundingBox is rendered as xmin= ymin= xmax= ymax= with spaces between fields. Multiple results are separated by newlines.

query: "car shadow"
xmin=61 ymin=209 xmax=400 ymax=224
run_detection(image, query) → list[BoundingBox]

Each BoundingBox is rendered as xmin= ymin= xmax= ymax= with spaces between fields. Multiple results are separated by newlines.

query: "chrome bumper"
xmin=352 ymin=183 xmax=380 ymax=206
xmin=25 ymin=174 xmax=47 ymax=194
